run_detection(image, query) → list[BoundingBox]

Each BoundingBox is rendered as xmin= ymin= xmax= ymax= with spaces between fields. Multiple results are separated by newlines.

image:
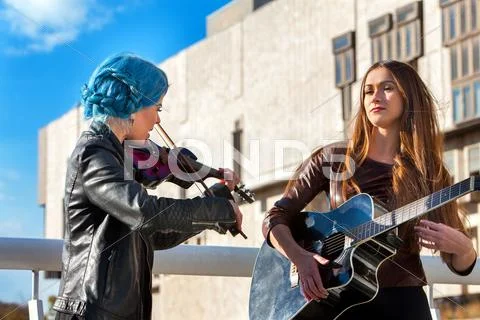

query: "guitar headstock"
xmin=234 ymin=184 xmax=256 ymax=204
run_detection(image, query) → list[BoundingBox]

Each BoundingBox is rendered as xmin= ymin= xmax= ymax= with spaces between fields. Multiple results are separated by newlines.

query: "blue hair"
xmin=81 ymin=53 xmax=168 ymax=122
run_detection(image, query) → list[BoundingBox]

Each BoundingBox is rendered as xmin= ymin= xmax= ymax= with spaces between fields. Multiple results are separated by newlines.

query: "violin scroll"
xmin=233 ymin=184 xmax=255 ymax=204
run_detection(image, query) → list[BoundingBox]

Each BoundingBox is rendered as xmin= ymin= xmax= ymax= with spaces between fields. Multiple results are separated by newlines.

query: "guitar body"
xmin=249 ymin=193 xmax=396 ymax=320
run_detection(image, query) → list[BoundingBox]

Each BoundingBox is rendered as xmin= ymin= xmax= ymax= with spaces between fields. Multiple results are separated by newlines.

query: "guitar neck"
xmin=353 ymin=176 xmax=480 ymax=241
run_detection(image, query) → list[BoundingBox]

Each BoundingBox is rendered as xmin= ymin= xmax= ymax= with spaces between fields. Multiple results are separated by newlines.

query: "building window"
xmin=453 ymin=88 xmax=462 ymax=122
xmin=441 ymin=0 xmax=480 ymax=45
xmin=233 ymin=120 xmax=243 ymax=180
xmin=395 ymin=1 xmax=423 ymax=62
xmin=369 ymin=14 xmax=393 ymax=62
xmin=441 ymin=0 xmax=480 ymax=123
xmin=452 ymin=81 xmax=480 ymax=122
xmin=369 ymin=2 xmax=423 ymax=65
xmin=332 ymin=31 xmax=356 ymax=122
xmin=333 ymin=31 xmax=355 ymax=87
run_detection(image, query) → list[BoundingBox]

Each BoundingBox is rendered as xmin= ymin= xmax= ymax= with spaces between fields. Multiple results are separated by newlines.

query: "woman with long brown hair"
xmin=262 ymin=60 xmax=476 ymax=319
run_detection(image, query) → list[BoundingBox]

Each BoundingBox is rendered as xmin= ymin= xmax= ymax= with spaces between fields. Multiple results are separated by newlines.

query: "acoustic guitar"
xmin=249 ymin=176 xmax=480 ymax=320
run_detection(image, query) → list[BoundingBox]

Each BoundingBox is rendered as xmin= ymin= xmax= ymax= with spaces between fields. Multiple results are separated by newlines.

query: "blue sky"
xmin=0 ymin=0 xmax=231 ymax=308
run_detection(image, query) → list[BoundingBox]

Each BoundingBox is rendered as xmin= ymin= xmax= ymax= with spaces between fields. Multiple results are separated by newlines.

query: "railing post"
xmin=28 ymin=270 xmax=44 ymax=320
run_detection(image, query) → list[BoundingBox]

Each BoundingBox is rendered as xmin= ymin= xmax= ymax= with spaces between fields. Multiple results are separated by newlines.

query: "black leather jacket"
xmin=53 ymin=121 xmax=236 ymax=319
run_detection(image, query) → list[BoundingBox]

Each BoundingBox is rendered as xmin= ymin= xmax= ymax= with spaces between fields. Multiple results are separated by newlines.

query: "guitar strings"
xmin=350 ymin=179 xmax=469 ymax=244
xmin=320 ymin=179 xmax=472 ymax=255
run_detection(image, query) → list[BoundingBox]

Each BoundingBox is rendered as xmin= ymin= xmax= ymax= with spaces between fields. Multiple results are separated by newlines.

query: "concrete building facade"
xmin=39 ymin=0 xmax=480 ymax=318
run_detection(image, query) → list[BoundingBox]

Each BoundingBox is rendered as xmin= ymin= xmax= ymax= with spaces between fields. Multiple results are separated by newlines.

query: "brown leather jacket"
xmin=263 ymin=142 xmax=431 ymax=287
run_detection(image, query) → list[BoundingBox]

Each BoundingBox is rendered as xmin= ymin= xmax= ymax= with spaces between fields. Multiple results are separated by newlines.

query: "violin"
xmin=130 ymin=124 xmax=255 ymax=239
xmin=128 ymin=140 xmax=255 ymax=204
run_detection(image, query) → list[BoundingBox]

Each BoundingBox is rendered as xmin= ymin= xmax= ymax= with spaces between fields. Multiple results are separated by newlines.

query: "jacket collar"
xmin=89 ymin=121 xmax=124 ymax=157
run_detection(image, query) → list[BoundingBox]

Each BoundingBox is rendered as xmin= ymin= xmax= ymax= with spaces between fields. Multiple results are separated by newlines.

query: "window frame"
xmin=368 ymin=1 xmax=424 ymax=64
xmin=449 ymin=34 xmax=480 ymax=123
xmin=441 ymin=0 xmax=480 ymax=46
xmin=332 ymin=31 xmax=356 ymax=122
xmin=332 ymin=31 xmax=356 ymax=88
xmin=368 ymin=13 xmax=393 ymax=63
xmin=395 ymin=1 xmax=424 ymax=62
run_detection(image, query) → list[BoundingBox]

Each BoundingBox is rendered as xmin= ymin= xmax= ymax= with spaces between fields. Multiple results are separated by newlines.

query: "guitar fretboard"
xmin=351 ymin=176 xmax=479 ymax=242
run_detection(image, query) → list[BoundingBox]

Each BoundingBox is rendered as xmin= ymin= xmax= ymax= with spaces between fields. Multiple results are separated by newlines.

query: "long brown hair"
xmin=343 ymin=60 xmax=468 ymax=257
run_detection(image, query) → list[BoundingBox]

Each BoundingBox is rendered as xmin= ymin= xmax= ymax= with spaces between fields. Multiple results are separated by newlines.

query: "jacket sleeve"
xmin=149 ymin=231 xmax=201 ymax=250
xmin=80 ymin=141 xmax=236 ymax=235
xmin=262 ymin=148 xmax=330 ymax=245
xmin=446 ymin=250 xmax=477 ymax=276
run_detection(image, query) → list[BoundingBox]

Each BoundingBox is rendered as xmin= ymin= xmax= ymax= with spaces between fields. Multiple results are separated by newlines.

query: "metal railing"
xmin=0 ymin=237 xmax=478 ymax=319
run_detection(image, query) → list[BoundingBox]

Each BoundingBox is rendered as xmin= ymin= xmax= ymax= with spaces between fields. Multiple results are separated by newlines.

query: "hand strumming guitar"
xmin=290 ymin=249 xmax=330 ymax=301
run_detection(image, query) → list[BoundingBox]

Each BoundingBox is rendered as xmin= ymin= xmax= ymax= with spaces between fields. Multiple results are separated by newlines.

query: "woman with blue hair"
xmin=53 ymin=53 xmax=243 ymax=319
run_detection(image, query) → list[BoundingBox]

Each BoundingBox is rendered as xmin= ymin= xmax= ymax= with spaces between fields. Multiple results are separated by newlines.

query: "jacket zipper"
xmin=192 ymin=220 xmax=235 ymax=225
